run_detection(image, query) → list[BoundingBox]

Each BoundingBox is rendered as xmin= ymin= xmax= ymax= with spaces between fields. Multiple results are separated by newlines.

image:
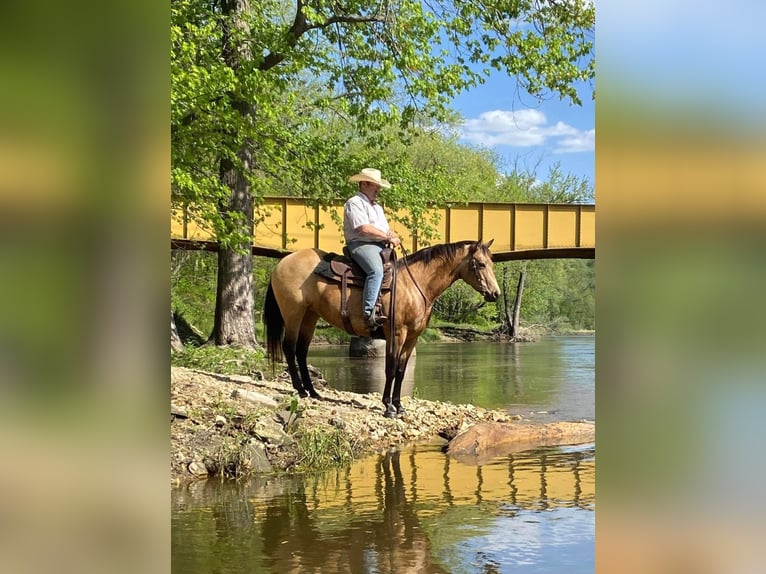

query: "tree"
xmin=491 ymin=160 xmax=593 ymax=203
xmin=171 ymin=0 xmax=595 ymax=347
xmin=500 ymin=263 xmax=526 ymax=338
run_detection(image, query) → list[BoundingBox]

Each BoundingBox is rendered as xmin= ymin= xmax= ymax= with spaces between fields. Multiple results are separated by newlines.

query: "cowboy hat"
xmin=348 ymin=168 xmax=391 ymax=189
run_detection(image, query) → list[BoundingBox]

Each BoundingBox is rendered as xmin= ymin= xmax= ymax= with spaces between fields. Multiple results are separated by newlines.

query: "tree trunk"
xmin=501 ymin=266 xmax=513 ymax=335
xmin=171 ymin=310 xmax=184 ymax=352
xmin=209 ymin=0 xmax=259 ymax=348
xmin=211 ymin=246 xmax=257 ymax=347
xmin=210 ymin=153 xmax=258 ymax=347
xmin=510 ymin=268 xmax=526 ymax=341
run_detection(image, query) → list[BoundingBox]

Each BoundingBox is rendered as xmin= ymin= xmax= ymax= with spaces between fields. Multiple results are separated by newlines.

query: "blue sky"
xmin=598 ymin=0 xmax=766 ymax=120
xmin=449 ymin=75 xmax=595 ymax=188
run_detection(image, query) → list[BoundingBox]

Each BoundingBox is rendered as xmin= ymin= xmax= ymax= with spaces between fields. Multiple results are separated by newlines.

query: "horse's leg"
xmin=392 ymin=339 xmax=417 ymax=417
xmin=281 ymin=311 xmax=307 ymax=397
xmin=382 ymin=350 xmax=398 ymax=419
xmin=282 ymin=339 xmax=306 ymax=397
xmin=296 ymin=310 xmax=321 ymax=399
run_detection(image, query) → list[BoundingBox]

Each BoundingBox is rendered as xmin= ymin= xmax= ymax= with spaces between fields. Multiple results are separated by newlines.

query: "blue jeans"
xmin=347 ymin=241 xmax=385 ymax=318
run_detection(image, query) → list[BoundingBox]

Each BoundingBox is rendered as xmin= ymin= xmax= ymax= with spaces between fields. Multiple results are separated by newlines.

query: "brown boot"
xmin=366 ymin=311 xmax=387 ymax=330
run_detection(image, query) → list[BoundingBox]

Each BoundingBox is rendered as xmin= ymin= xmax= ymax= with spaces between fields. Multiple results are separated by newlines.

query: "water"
xmin=307 ymin=336 xmax=594 ymax=423
xmin=172 ymin=337 xmax=595 ymax=573
xmin=172 ymin=444 xmax=594 ymax=573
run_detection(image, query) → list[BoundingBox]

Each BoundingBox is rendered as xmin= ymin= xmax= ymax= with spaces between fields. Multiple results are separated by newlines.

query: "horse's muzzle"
xmin=484 ymin=289 xmax=500 ymax=302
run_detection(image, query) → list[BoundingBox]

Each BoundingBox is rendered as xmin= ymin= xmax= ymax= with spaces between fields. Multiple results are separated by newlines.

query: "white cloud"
xmin=459 ymin=109 xmax=593 ymax=153
xmin=555 ymin=128 xmax=595 ymax=153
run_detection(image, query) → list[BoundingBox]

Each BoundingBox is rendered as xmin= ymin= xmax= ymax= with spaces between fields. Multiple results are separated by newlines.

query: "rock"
xmin=214 ymin=415 xmax=227 ymax=427
xmin=329 ymin=417 xmax=346 ymax=429
xmin=446 ymin=421 xmax=596 ymax=464
xmin=306 ymin=364 xmax=326 ymax=381
xmin=240 ymin=441 xmax=273 ymax=474
xmin=171 ymin=404 xmax=188 ymax=419
xmin=231 ymin=389 xmax=279 ymax=408
xmin=273 ymin=410 xmax=293 ymax=426
xmin=253 ymin=419 xmax=294 ymax=447
xmin=187 ymin=461 xmax=208 ymax=476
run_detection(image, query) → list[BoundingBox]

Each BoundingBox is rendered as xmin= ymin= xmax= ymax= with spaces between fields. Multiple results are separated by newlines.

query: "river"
xmin=172 ymin=336 xmax=595 ymax=573
xmin=307 ymin=335 xmax=594 ymax=423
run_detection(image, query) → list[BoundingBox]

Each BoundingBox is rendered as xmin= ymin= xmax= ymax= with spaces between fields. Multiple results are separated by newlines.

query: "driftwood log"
xmin=446 ymin=421 xmax=595 ymax=464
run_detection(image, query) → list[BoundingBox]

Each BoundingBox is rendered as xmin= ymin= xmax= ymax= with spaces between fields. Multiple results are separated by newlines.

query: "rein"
xmin=398 ymin=244 xmax=431 ymax=314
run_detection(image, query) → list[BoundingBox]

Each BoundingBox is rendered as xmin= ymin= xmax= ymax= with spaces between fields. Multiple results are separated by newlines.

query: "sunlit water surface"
xmin=308 ymin=336 xmax=594 ymax=423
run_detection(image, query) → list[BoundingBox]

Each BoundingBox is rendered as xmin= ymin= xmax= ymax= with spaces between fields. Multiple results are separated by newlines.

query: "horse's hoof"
xmin=298 ymin=390 xmax=308 ymax=398
xmin=309 ymin=391 xmax=321 ymax=400
xmin=396 ymin=407 xmax=407 ymax=418
xmin=383 ymin=406 xmax=397 ymax=419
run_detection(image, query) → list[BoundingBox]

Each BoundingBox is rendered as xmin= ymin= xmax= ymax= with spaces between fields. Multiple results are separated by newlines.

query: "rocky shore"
xmin=171 ymin=365 xmax=595 ymax=485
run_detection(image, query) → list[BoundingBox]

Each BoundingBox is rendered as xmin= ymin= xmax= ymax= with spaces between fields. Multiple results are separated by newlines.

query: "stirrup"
xmin=366 ymin=310 xmax=387 ymax=329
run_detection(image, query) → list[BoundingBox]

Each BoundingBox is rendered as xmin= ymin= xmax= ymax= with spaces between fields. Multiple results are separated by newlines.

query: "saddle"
xmin=313 ymin=247 xmax=396 ymax=337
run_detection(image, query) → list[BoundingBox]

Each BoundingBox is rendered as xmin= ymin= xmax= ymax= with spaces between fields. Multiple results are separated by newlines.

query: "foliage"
xmin=377 ymin=131 xmax=503 ymax=242
xmin=497 ymin=258 xmax=594 ymax=331
xmin=417 ymin=326 xmax=447 ymax=342
xmin=171 ymin=342 xmax=268 ymax=375
xmin=171 ymin=250 xmax=279 ymax=340
xmin=433 ymin=281 xmax=497 ymax=326
xmin=171 ymin=250 xmax=218 ymax=336
xmin=295 ymin=426 xmax=361 ymax=471
xmin=486 ymin=161 xmax=593 ymax=203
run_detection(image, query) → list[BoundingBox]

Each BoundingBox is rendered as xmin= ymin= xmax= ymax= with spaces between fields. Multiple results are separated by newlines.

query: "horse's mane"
xmin=399 ymin=240 xmax=478 ymax=268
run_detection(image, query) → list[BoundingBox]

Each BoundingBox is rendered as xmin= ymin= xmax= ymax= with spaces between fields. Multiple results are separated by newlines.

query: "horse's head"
xmin=461 ymin=240 xmax=501 ymax=302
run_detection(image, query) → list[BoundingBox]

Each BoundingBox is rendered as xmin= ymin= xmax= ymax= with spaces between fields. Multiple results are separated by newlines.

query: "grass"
xmin=294 ymin=426 xmax=361 ymax=471
xmin=172 ymin=343 xmax=269 ymax=375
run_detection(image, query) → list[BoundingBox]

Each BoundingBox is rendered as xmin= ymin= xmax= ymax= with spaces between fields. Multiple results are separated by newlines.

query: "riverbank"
xmin=171 ymin=362 xmax=595 ymax=485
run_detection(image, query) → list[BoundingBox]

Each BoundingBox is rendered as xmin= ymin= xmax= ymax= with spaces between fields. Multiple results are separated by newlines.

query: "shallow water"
xmin=307 ymin=336 xmax=594 ymax=423
xmin=172 ymin=443 xmax=594 ymax=573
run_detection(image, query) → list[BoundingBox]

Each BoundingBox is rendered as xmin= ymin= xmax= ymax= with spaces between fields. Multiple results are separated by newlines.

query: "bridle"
xmin=470 ymin=252 xmax=491 ymax=298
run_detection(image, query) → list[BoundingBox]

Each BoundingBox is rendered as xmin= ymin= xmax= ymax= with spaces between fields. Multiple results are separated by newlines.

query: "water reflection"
xmin=314 ymin=353 xmax=416 ymax=398
xmin=172 ymin=444 xmax=595 ymax=573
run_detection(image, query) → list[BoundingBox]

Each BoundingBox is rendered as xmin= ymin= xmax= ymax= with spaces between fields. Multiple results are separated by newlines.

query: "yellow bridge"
xmin=171 ymin=198 xmax=595 ymax=262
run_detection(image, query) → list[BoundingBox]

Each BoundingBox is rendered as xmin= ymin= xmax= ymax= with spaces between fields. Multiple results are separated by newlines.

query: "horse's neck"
xmin=408 ymin=249 xmax=464 ymax=301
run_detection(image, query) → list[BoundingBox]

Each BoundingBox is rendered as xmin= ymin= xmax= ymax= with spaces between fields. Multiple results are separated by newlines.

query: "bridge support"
xmin=349 ymin=337 xmax=385 ymax=357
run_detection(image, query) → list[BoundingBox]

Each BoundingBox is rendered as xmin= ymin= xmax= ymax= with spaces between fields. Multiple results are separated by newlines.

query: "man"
xmin=343 ymin=168 xmax=402 ymax=329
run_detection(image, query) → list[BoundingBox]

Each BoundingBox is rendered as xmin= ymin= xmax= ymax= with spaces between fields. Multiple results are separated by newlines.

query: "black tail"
xmin=263 ymin=282 xmax=284 ymax=363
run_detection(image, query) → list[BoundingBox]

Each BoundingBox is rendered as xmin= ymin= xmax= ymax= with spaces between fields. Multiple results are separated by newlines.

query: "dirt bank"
xmin=170 ymin=365 xmax=594 ymax=485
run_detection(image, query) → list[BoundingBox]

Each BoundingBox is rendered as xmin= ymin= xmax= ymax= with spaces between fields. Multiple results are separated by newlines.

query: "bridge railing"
xmin=171 ymin=198 xmax=595 ymax=259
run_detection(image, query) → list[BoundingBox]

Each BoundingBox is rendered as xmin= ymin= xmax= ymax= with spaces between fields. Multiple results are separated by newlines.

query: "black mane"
xmin=398 ymin=240 xmax=478 ymax=268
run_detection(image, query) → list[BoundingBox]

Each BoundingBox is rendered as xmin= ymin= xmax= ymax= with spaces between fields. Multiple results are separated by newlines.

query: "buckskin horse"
xmin=263 ymin=239 xmax=501 ymax=418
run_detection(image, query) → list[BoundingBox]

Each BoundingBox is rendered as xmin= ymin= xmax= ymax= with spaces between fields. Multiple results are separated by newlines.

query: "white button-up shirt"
xmin=343 ymin=192 xmax=390 ymax=243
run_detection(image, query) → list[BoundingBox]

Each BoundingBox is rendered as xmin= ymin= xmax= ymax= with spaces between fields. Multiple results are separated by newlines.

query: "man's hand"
xmin=386 ymin=230 xmax=402 ymax=247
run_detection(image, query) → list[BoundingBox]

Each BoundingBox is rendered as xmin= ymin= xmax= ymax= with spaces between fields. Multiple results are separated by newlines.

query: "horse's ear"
xmin=484 ymin=239 xmax=494 ymax=250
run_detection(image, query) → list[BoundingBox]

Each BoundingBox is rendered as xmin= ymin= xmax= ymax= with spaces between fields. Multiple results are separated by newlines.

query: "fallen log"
xmin=446 ymin=421 xmax=595 ymax=465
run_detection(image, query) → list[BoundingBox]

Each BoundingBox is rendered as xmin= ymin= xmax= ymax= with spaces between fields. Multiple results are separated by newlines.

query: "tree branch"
xmin=259 ymin=0 xmax=385 ymax=71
